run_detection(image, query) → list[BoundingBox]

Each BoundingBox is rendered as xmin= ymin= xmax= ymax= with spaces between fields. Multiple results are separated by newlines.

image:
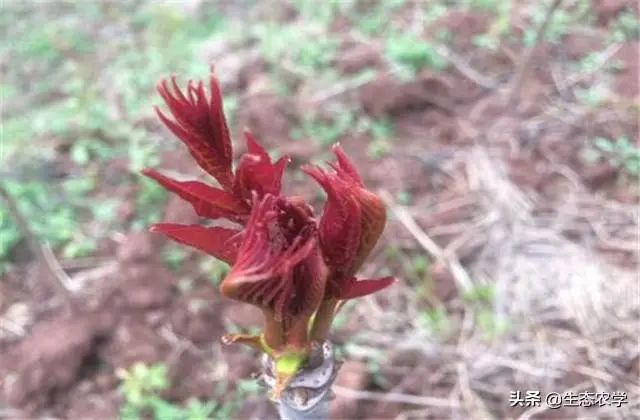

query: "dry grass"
xmin=344 ymin=146 xmax=638 ymax=419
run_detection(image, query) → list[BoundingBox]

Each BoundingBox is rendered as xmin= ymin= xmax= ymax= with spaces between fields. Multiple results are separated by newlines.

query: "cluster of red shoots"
xmin=144 ymin=72 xmax=394 ymax=393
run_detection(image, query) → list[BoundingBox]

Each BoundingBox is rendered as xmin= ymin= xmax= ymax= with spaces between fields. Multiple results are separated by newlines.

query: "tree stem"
xmin=263 ymin=341 xmax=339 ymax=420
xmin=276 ymin=394 xmax=330 ymax=420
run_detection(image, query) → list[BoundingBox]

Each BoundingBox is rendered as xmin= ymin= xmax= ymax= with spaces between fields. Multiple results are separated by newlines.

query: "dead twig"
xmin=59 ymin=256 xmax=113 ymax=270
xmin=509 ymin=0 xmax=565 ymax=104
xmin=394 ymin=407 xmax=432 ymax=420
xmin=0 ymin=184 xmax=76 ymax=313
xmin=311 ymin=70 xmax=379 ymax=103
xmin=435 ymin=45 xmax=499 ymax=90
xmin=380 ymin=190 xmax=474 ymax=292
xmin=69 ymin=262 xmax=119 ymax=292
xmin=564 ymin=43 xmax=623 ymax=88
xmin=333 ymin=385 xmax=458 ymax=409
xmin=456 ymin=362 xmax=494 ymax=419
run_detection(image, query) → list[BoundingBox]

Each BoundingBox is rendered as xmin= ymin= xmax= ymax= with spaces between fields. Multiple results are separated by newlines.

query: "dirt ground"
xmin=1 ymin=1 xmax=638 ymax=419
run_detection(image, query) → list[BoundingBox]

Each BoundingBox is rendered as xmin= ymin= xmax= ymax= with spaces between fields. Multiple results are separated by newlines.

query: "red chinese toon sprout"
xmin=144 ymin=72 xmax=394 ymax=394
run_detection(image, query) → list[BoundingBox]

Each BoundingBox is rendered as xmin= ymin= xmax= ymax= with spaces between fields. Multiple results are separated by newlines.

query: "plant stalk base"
xmin=262 ymin=341 xmax=340 ymax=420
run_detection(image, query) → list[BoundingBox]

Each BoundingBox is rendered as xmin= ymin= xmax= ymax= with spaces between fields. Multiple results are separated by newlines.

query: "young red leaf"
xmin=302 ymin=166 xmax=361 ymax=270
xmin=146 ymin=70 xmax=394 ymax=357
xmin=220 ymin=195 xmax=325 ymax=322
xmin=142 ymin=169 xmax=249 ymax=222
xmin=150 ymin=223 xmax=241 ymax=264
xmin=305 ymin=146 xmax=388 ymax=300
xmin=329 ymin=143 xmax=363 ymax=185
xmin=335 ymin=276 xmax=395 ymax=300
xmin=155 ymin=74 xmax=234 ymax=190
xmin=233 ymin=131 xmax=289 ymax=201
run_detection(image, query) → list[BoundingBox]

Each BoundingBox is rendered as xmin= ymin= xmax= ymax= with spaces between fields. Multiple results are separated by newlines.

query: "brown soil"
xmin=613 ymin=41 xmax=639 ymax=98
xmin=592 ymin=0 xmax=631 ymax=25
xmin=1 ymin=219 xmax=271 ymax=418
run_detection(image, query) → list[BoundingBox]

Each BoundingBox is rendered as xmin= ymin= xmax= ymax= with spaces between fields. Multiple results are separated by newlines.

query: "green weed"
xmin=133 ymin=177 xmax=167 ymax=231
xmin=118 ymin=362 xmax=220 ymax=420
xmin=411 ymin=255 xmax=430 ymax=278
xmin=523 ymin=2 xmax=581 ymax=47
xmin=476 ymin=308 xmax=510 ymax=340
xmin=593 ymin=136 xmax=640 ymax=176
xmin=0 ymin=180 xmax=81 ymax=272
xmin=385 ymin=32 xmax=447 ymax=79
xmin=162 ymin=245 xmax=189 ymax=272
xmin=575 ymin=84 xmax=608 ymax=108
xmin=292 ymin=0 xmax=347 ymax=28
xmin=1 ymin=1 xmax=225 ymax=266
xmin=352 ymin=0 xmax=407 ymax=35
xmin=471 ymin=0 xmax=513 ymax=50
xmin=252 ymin=23 xmax=338 ymax=74
xmin=291 ymin=112 xmax=355 ymax=147
xmin=577 ymin=51 xmax=624 ymax=74
xmin=200 ymin=258 xmax=230 ymax=286
xmin=419 ymin=307 xmax=451 ymax=336
xmin=395 ymin=190 xmax=412 ymax=205
xmin=462 ymin=284 xmax=495 ymax=304
xmin=385 ymin=244 xmax=401 ymax=261
xmin=365 ymin=117 xmax=394 ymax=159
xmin=611 ymin=11 xmax=640 ymax=42
xmin=461 ymin=283 xmax=509 ymax=340
xmin=423 ymin=3 xmax=447 ymax=24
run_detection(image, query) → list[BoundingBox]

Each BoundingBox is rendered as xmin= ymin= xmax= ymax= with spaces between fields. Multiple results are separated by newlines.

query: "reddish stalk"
xmin=310 ymin=298 xmax=339 ymax=343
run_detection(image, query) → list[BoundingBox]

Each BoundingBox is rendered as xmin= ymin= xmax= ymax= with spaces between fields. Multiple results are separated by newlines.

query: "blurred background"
xmin=1 ymin=0 xmax=638 ymax=419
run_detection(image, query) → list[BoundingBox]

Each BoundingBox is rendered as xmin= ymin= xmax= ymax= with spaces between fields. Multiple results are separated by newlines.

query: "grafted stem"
xmin=277 ymin=395 xmax=330 ymax=420
xmin=263 ymin=341 xmax=339 ymax=420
